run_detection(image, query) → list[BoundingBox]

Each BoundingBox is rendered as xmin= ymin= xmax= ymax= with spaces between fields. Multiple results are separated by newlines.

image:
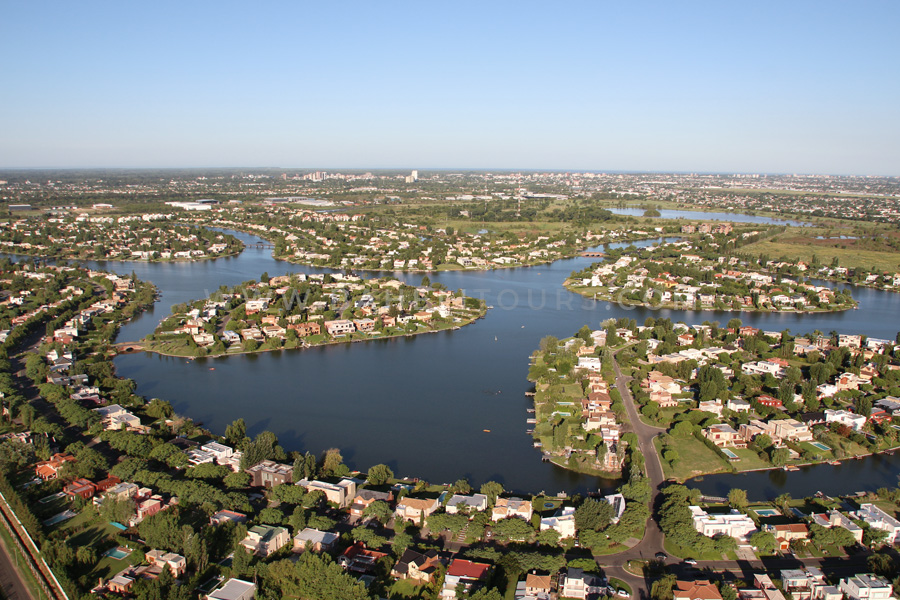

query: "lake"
xmin=35 ymin=227 xmax=898 ymax=496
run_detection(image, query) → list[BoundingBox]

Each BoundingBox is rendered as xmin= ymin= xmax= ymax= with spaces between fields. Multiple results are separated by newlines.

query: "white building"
xmin=825 ymin=409 xmax=866 ymax=432
xmin=839 ymin=574 xmax=895 ymax=600
xmin=690 ymin=506 xmax=757 ymax=541
xmin=540 ymin=506 xmax=576 ymax=538
xmin=857 ymin=504 xmax=900 ymax=545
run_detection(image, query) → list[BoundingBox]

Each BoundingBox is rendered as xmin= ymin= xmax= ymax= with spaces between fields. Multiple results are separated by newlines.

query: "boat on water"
xmin=483 ymin=429 xmax=491 ymax=433
xmin=829 ymin=460 xmax=841 ymax=465
xmin=783 ymin=465 xmax=799 ymax=471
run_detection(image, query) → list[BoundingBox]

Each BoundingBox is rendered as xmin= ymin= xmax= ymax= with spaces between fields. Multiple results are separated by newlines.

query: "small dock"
xmin=526 ymin=418 xmax=537 ymax=424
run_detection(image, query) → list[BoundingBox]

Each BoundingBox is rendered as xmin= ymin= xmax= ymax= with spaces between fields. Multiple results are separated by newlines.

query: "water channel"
xmin=40 ymin=226 xmax=898 ymax=497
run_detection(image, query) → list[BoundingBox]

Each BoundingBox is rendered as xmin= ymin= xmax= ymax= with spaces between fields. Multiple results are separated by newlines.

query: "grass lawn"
xmin=732 ymin=447 xmax=775 ymax=471
xmin=663 ymin=538 xmax=724 ymax=562
xmin=388 ymin=579 xmax=431 ymax=599
xmin=739 ymin=239 xmax=900 ymax=272
xmin=798 ymin=442 xmax=833 ymax=459
xmin=655 ymin=436 xmax=730 ymax=481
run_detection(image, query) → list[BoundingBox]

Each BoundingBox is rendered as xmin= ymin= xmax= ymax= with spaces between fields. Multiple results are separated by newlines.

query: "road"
xmin=593 ymin=350 xmax=669 ymax=597
xmin=598 ymin=351 xmax=884 ymax=599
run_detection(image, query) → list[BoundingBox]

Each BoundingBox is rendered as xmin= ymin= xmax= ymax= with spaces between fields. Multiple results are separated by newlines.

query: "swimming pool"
xmin=754 ymin=508 xmax=780 ymax=517
xmin=103 ymin=547 xmax=132 ymax=560
xmin=810 ymin=442 xmax=831 ymax=451
xmin=42 ymin=510 xmax=76 ymax=526
xmin=721 ymin=449 xmax=738 ymax=460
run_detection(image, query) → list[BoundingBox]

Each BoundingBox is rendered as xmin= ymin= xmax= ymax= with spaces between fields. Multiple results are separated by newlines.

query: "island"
xmin=566 ymin=233 xmax=857 ymax=312
xmin=143 ymin=272 xmax=487 ymax=357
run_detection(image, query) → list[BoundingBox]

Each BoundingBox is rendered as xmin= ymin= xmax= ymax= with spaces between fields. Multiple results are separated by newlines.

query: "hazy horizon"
xmin=3 ymin=1 xmax=898 ymax=176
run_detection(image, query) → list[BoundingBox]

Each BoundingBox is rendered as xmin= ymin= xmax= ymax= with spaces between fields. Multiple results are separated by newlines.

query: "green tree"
xmin=366 ymin=464 xmax=394 ymax=486
xmin=574 ymin=498 xmax=614 ymax=532
xmin=749 ymin=531 xmax=778 ymax=555
xmin=480 ymin=481 xmax=503 ymax=506
xmin=727 ymin=489 xmax=749 ymax=511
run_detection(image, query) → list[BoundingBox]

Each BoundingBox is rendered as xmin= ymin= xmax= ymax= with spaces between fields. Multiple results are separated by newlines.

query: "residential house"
xmin=324 ymin=319 xmax=356 ymax=336
xmin=241 ymin=524 xmax=290 ymax=557
xmin=492 ymin=497 xmax=533 ymax=522
xmin=350 ymin=489 xmax=394 ymax=518
xmin=825 ymin=409 xmax=866 ymax=432
xmin=704 ymin=424 xmax=745 ymax=448
xmin=395 ymin=496 xmax=440 ymax=523
xmin=64 ymin=478 xmax=97 ymax=500
xmin=605 ymin=493 xmax=627 ymax=523
xmin=446 ymin=493 xmax=488 ymax=515
xmin=209 ymin=510 xmax=247 ymax=526
xmin=540 ymin=506 xmax=576 ymax=538
xmin=810 ymin=510 xmax=864 ymax=543
xmin=761 ymin=523 xmax=809 ymax=551
xmin=35 ymin=453 xmax=76 ymax=480
xmin=673 ymin=580 xmax=724 ymax=600
xmin=773 ymin=419 xmax=813 ymax=443
xmin=246 ymin=460 xmax=293 ymax=488
xmin=338 ymin=542 xmax=388 ymax=574
xmin=856 ymin=504 xmax=900 ymax=544
xmin=92 ymin=404 xmax=144 ymax=431
xmin=690 ymin=506 xmax=757 ymax=541
xmin=296 ymin=478 xmax=357 ymax=508
xmin=145 ymin=550 xmax=187 ymax=578
xmin=839 ymin=575 xmax=894 ymax=600
xmin=440 ymin=558 xmax=491 ymax=600
xmin=727 ymin=398 xmax=752 ymax=413
xmin=391 ymin=548 xmax=444 ymax=583
xmin=558 ymin=568 xmax=604 ymax=600
xmin=520 ymin=573 xmax=552 ymax=600
xmin=206 ymin=579 xmax=256 ymax=600
xmin=293 ymin=528 xmax=339 ymax=553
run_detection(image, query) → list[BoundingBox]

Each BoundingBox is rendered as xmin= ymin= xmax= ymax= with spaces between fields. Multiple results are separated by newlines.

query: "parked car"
xmin=655 ymin=552 xmax=667 ymax=560
xmin=684 ymin=558 xmax=698 ymax=565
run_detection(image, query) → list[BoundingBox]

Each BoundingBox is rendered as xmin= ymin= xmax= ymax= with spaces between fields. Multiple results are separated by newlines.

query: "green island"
xmin=142 ymin=272 xmax=487 ymax=357
xmin=566 ymin=229 xmax=857 ymax=313
xmin=0 ymin=214 xmax=243 ymax=261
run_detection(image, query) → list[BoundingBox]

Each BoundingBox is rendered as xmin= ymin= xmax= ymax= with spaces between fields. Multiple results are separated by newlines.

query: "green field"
xmin=655 ymin=436 xmax=730 ymax=481
xmin=740 ymin=239 xmax=900 ymax=272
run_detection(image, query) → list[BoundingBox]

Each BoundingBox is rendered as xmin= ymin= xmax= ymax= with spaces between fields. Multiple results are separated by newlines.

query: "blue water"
xmin=608 ymin=207 xmax=809 ymax=227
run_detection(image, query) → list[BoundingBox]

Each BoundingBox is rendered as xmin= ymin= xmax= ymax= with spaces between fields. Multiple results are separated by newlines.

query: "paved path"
xmin=0 ymin=534 xmax=35 ymax=600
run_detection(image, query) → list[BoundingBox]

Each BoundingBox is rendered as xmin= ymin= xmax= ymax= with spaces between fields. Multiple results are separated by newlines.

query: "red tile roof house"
xmin=442 ymin=558 xmax=492 ymax=599
xmin=64 ymin=478 xmax=97 ymax=500
xmin=35 ymin=453 xmax=76 ymax=480
xmin=674 ymin=580 xmax=724 ymax=600
xmin=338 ymin=542 xmax=388 ymax=574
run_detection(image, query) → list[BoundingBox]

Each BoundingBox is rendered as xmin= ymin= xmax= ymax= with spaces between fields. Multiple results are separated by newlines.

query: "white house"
xmin=690 ymin=506 xmax=757 ymax=541
xmin=825 ymin=409 xmax=866 ymax=432
xmin=540 ymin=506 xmax=576 ymax=538
xmin=856 ymin=504 xmax=900 ymax=545
xmin=839 ymin=574 xmax=894 ymax=600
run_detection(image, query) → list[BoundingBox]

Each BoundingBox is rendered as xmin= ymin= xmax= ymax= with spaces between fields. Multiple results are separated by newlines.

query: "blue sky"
xmin=2 ymin=1 xmax=898 ymax=174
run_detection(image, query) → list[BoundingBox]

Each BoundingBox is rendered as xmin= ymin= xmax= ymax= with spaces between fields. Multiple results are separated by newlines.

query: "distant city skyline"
xmin=2 ymin=1 xmax=898 ymax=176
